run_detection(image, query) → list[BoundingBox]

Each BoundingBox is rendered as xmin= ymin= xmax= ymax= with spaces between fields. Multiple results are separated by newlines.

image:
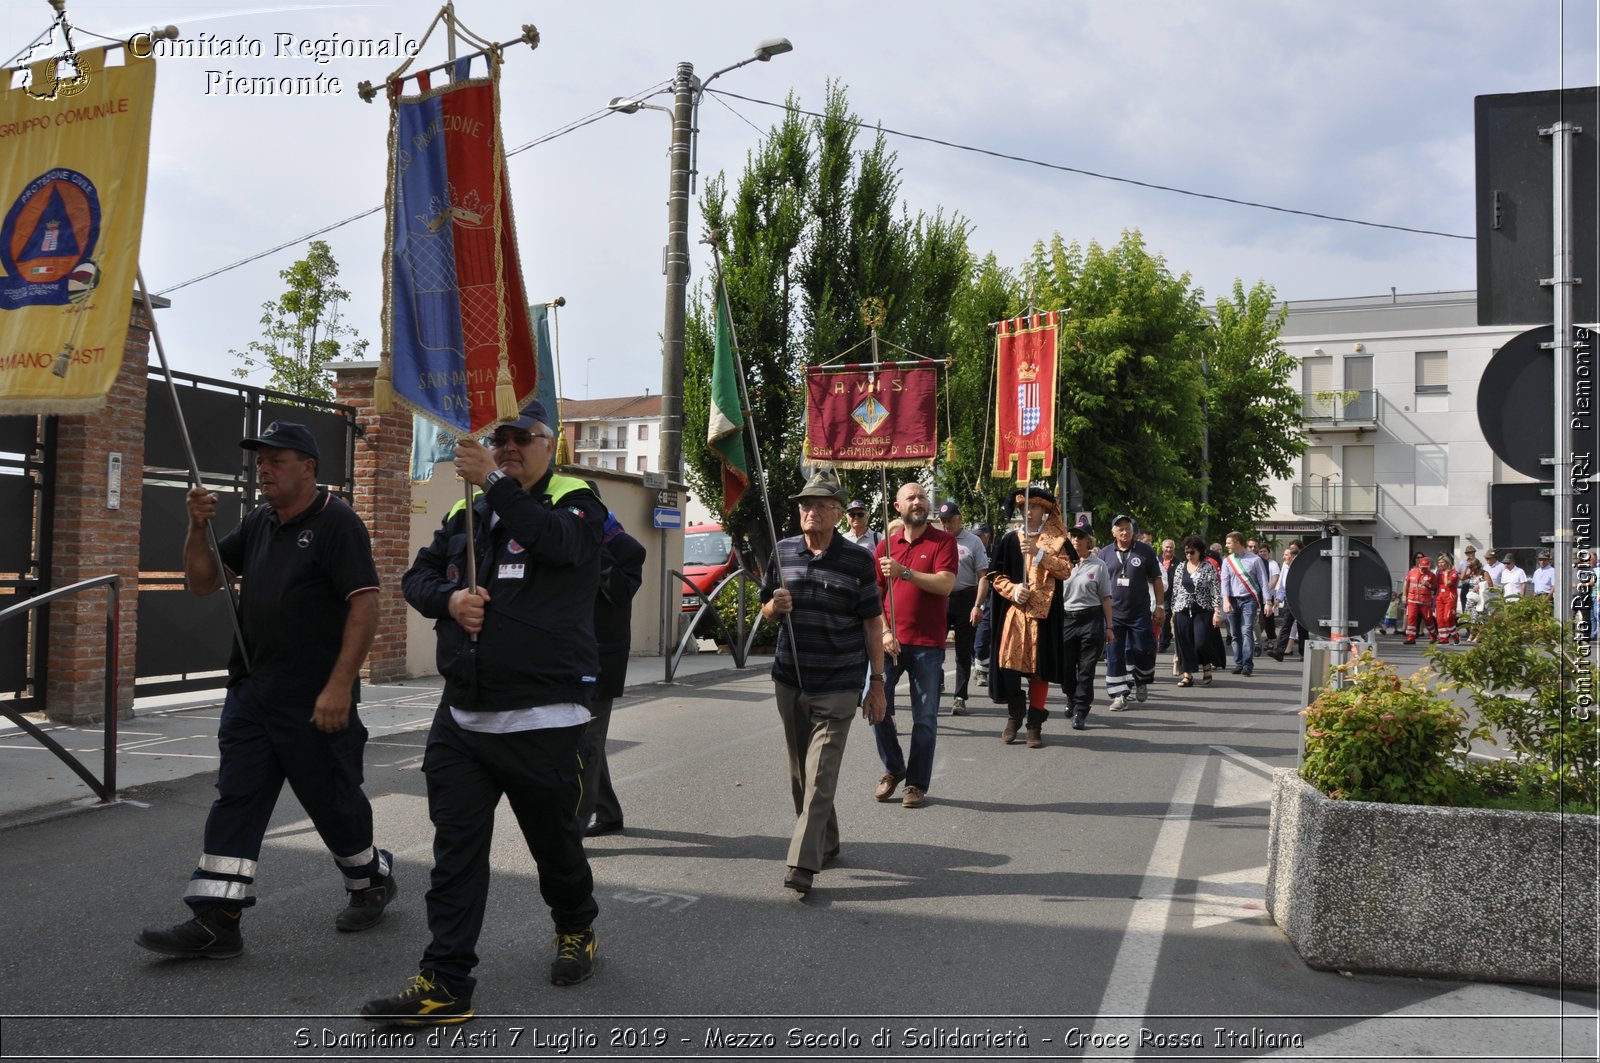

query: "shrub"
xmin=711 ymin=572 xmax=778 ymax=649
xmin=1300 ymin=652 xmax=1479 ymax=804
xmin=1428 ymin=595 xmax=1599 ymax=810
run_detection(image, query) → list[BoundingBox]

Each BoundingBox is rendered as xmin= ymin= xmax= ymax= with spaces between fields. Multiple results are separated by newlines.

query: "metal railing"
xmin=575 ymin=435 xmax=619 ymax=451
xmin=666 ymin=567 xmax=766 ymax=680
xmin=1291 ymin=482 xmax=1380 ymax=519
xmin=0 ymin=574 xmax=122 ymax=802
xmin=1302 ymin=389 xmax=1379 ymax=426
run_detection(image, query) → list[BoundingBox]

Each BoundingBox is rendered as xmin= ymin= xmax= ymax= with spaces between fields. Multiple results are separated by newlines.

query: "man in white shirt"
xmin=1498 ymin=553 xmax=1529 ymax=600
xmin=1484 ymin=550 xmax=1506 ymax=590
xmin=1532 ymin=550 xmax=1557 ymax=597
xmin=840 ymin=499 xmax=881 ymax=552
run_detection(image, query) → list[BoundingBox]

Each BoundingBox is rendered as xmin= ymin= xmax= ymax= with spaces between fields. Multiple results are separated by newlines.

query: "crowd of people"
xmin=133 ymin=400 xmax=1585 ymax=1027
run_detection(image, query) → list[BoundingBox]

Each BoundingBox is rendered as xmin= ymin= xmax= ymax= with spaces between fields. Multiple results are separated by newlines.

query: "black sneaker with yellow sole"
xmin=360 ymin=971 xmax=473 ymax=1026
xmin=550 ymin=927 xmax=597 ymax=986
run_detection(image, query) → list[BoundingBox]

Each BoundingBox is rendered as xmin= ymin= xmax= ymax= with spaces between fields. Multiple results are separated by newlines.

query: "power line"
xmin=707 ymin=88 xmax=1473 ymax=242
xmin=158 ymin=78 xmax=672 ymax=296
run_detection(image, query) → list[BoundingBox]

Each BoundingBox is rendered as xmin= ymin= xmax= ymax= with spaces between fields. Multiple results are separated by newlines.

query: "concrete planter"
xmin=1266 ymin=770 xmax=1598 ymax=987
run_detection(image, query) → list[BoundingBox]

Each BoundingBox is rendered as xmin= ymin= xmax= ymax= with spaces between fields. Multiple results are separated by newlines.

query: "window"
xmin=1415 ymin=351 xmax=1448 ymax=394
xmin=1416 ymin=444 xmax=1448 ymax=507
xmin=588 ymin=425 xmax=599 ymax=440
xmin=587 ymin=456 xmax=598 ymax=467
xmin=636 ymin=456 xmax=648 ymax=472
xmin=637 ymin=423 xmax=649 ymax=441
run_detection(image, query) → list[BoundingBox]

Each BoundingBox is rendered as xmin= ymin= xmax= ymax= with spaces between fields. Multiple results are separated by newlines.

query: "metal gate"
xmin=0 ymin=414 xmax=55 ymax=711
xmin=136 ymin=368 xmax=357 ymax=696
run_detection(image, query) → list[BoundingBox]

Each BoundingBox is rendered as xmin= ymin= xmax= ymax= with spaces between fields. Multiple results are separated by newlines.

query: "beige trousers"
xmin=774 ymin=683 xmax=858 ymax=872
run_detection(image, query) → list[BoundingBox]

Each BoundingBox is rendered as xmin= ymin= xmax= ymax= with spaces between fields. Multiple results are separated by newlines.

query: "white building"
xmin=560 ymin=393 xmax=662 ymax=476
xmin=1259 ymin=289 xmax=1543 ymax=577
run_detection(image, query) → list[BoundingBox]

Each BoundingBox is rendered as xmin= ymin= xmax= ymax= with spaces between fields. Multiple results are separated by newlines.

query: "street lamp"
xmin=608 ymin=37 xmax=793 ymax=483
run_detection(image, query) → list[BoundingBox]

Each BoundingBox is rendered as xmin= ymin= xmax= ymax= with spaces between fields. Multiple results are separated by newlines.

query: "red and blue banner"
xmin=992 ymin=311 xmax=1058 ymax=484
xmin=382 ymin=55 xmax=535 ymax=436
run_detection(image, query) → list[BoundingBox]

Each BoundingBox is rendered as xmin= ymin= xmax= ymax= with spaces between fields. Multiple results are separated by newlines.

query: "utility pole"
xmin=657 ymin=61 xmax=695 ymax=483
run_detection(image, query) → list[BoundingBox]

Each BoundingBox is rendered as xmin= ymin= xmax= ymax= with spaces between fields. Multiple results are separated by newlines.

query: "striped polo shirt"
xmin=761 ymin=532 xmax=883 ymax=694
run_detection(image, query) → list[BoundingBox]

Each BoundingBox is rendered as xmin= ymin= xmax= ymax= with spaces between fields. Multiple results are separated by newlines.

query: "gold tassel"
xmin=374 ymin=356 xmax=394 ymax=414
xmin=945 ymin=438 xmax=956 ymax=463
xmin=555 ymin=428 xmax=570 ymax=465
xmin=494 ymin=354 xmax=518 ymax=420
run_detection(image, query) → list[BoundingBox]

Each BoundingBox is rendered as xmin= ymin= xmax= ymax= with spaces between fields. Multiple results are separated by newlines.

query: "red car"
xmin=681 ymin=523 xmax=737 ymax=617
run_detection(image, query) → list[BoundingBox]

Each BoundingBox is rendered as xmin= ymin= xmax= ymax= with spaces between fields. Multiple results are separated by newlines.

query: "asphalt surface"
xmin=0 ymin=641 xmax=1594 ymax=1062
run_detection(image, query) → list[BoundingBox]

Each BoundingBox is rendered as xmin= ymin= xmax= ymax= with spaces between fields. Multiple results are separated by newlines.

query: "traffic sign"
xmin=1284 ymin=536 xmax=1392 ymax=639
xmin=652 ymin=507 xmax=682 ymax=530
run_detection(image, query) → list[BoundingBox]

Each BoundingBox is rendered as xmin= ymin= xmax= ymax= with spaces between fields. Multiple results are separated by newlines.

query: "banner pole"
xmin=135 ymin=267 xmax=250 ymax=672
xmin=705 ymin=234 xmax=804 ymax=692
xmin=867 ymin=322 xmax=900 ymax=646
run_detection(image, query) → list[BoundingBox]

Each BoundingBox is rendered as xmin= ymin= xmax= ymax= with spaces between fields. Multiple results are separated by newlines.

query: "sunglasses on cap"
xmin=484 ymin=427 xmax=551 ymax=447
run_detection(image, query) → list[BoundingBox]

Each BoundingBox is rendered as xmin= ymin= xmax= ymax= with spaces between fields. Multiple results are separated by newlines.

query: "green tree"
xmin=1024 ymin=230 xmax=1207 ymax=537
xmin=231 ymin=240 xmax=367 ymax=401
xmin=1202 ymin=280 xmax=1306 ymax=535
xmin=683 ymin=85 xmax=972 ymax=548
xmin=936 ymin=252 xmax=1021 ymax=528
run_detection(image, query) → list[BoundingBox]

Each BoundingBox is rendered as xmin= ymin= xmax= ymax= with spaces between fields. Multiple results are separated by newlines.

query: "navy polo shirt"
xmin=1098 ymin=538 xmax=1162 ymax=624
xmin=216 ymin=488 xmax=380 ymax=706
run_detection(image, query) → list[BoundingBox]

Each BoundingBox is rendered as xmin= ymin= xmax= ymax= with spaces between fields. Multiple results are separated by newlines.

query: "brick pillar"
xmin=45 ymin=303 xmax=150 ymax=722
xmin=331 ymin=362 xmax=413 ymax=682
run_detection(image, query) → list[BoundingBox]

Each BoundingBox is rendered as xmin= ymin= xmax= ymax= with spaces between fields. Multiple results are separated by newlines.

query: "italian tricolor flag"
xmin=706 ymin=285 xmax=748 ymax=515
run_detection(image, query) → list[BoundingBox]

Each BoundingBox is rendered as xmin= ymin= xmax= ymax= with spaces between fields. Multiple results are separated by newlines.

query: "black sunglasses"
xmin=485 ymin=428 xmax=548 ymax=447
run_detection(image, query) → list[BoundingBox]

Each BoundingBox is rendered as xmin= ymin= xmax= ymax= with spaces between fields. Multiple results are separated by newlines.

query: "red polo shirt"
xmin=875 ymin=526 xmax=958 ymax=647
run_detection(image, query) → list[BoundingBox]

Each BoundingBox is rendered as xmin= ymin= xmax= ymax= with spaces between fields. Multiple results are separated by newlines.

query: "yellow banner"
xmin=0 ymin=47 xmax=155 ymax=413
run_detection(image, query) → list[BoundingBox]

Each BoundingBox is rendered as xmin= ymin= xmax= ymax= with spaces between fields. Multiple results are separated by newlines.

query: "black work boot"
xmin=136 ymin=907 xmax=243 ymax=959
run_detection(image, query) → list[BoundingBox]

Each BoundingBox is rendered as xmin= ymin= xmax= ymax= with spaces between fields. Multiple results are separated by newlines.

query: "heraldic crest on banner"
xmin=376 ymin=25 xmax=538 ymax=437
xmin=991 ymin=310 xmax=1060 ymax=485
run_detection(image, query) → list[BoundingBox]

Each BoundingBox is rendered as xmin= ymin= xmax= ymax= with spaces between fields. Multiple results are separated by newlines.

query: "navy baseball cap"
xmin=1066 ymin=523 xmax=1094 ymax=540
xmin=846 ymin=498 xmax=868 ymax=512
xmin=501 ymin=399 xmax=551 ymax=431
xmin=1111 ymin=513 xmax=1134 ymax=526
xmin=241 ymin=420 xmax=318 ymax=461
xmin=938 ymin=501 xmax=960 ymax=519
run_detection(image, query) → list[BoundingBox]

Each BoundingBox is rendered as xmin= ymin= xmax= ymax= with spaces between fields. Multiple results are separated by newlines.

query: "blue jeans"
xmin=873 ymin=644 xmax=944 ymax=793
xmin=1227 ymin=596 xmax=1258 ymax=670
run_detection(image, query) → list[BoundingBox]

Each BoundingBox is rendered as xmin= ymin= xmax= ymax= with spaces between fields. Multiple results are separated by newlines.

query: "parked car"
xmin=681 ymin=523 xmax=737 ymax=626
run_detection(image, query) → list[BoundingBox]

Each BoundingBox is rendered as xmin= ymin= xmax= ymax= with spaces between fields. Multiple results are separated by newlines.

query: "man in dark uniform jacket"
xmin=137 ymin=421 xmax=389 ymax=960
xmin=578 ymin=511 xmax=646 ymax=837
xmin=363 ymin=400 xmax=605 ymax=1026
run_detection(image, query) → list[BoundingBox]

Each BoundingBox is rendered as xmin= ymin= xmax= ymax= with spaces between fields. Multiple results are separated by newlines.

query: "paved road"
xmin=0 ymin=645 xmax=1593 ymax=1061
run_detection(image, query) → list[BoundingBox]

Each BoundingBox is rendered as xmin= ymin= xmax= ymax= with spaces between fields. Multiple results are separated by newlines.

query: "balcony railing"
xmin=1302 ymin=389 xmax=1378 ymax=428
xmin=575 ymin=435 xmax=621 ymax=451
xmin=1291 ymin=482 xmax=1380 ymax=520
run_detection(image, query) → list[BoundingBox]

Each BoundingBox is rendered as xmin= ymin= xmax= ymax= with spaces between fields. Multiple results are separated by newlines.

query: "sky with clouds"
xmin=6 ymin=0 xmax=1597 ymax=403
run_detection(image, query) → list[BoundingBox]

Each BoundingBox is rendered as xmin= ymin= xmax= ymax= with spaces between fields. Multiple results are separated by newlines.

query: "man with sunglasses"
xmin=364 ymin=400 xmax=606 ymax=1025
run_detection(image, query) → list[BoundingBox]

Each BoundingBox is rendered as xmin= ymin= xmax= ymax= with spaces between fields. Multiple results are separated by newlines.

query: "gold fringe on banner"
xmin=494 ymin=354 xmax=518 ymax=420
xmin=373 ymin=356 xmax=394 ymax=413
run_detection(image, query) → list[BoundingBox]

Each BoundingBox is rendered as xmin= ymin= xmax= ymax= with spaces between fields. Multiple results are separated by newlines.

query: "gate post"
xmin=45 ymin=301 xmax=150 ymax=722
xmin=330 ymin=360 xmax=413 ymax=683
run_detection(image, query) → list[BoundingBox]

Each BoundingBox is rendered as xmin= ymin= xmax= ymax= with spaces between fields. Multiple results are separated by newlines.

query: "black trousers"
xmin=420 ymin=704 xmax=598 ymax=995
xmin=578 ymin=697 xmax=623 ymax=828
xmin=1060 ymin=608 xmax=1104 ymax=711
xmin=946 ymin=584 xmax=979 ymax=699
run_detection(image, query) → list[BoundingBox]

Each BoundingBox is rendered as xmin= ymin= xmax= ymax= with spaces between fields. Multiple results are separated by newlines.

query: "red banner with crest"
xmin=806 ymin=365 xmax=937 ymax=468
xmin=991 ymin=311 xmax=1058 ymax=484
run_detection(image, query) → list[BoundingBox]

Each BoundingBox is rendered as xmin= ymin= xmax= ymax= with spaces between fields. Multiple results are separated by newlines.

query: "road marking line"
xmin=1088 ymin=750 xmax=1207 ymax=1039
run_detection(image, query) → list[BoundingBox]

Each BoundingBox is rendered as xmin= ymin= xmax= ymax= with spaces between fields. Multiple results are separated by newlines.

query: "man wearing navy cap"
xmin=364 ymin=399 xmax=606 ymax=1025
xmin=1097 ymin=514 xmax=1165 ymax=711
xmin=138 ymin=421 xmax=390 ymax=960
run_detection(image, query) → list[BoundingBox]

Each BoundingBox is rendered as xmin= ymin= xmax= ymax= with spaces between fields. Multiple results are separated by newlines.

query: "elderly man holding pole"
xmin=760 ymin=467 xmax=886 ymax=894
